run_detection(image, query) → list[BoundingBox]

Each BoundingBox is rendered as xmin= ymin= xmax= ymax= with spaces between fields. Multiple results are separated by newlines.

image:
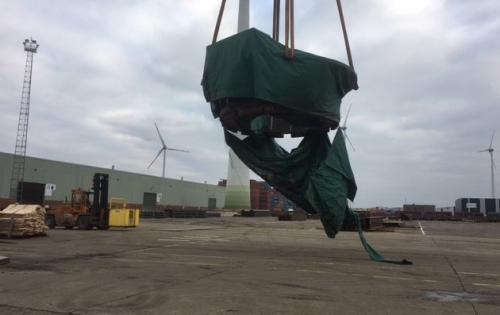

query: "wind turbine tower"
xmin=224 ymin=0 xmax=251 ymax=209
xmin=9 ymin=38 xmax=39 ymax=202
xmin=479 ymin=131 xmax=496 ymax=198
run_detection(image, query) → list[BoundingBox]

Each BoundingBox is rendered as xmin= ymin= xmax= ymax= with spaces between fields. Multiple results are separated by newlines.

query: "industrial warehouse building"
xmin=0 ymin=152 xmax=225 ymax=211
xmin=455 ymin=198 xmax=500 ymax=215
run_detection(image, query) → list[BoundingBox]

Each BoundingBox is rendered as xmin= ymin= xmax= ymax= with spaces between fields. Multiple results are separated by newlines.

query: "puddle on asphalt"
xmin=424 ymin=291 xmax=495 ymax=304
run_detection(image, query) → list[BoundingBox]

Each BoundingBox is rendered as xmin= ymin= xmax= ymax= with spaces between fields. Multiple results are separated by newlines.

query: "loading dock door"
xmin=208 ymin=198 xmax=216 ymax=211
xmin=19 ymin=182 xmax=45 ymax=204
xmin=142 ymin=192 xmax=157 ymax=217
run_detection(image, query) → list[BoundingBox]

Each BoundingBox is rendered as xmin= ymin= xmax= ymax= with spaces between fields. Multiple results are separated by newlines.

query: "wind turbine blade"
xmin=147 ymin=148 xmax=164 ymax=169
xmin=166 ymin=147 xmax=189 ymax=153
xmin=490 ymin=130 xmax=496 ymax=149
xmin=479 ymin=149 xmax=489 ymax=152
xmin=345 ymin=133 xmax=356 ymax=151
xmin=344 ymin=103 xmax=353 ymax=126
xmin=154 ymin=122 xmax=166 ymax=146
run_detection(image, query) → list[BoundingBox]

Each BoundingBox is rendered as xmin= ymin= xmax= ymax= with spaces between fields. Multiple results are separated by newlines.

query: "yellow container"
xmin=108 ymin=198 xmax=140 ymax=228
xmin=134 ymin=209 xmax=140 ymax=226
xmin=109 ymin=209 xmax=140 ymax=227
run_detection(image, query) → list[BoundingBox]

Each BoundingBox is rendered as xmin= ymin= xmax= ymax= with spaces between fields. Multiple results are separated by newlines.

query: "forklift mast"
xmin=92 ymin=173 xmax=109 ymax=228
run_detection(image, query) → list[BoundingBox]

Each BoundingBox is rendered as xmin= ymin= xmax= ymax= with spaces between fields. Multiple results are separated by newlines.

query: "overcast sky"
xmin=1 ymin=0 xmax=499 ymax=208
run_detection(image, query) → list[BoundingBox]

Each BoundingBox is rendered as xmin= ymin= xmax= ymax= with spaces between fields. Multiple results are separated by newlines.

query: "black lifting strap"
xmin=273 ymin=0 xmax=280 ymax=41
xmin=336 ymin=0 xmax=354 ymax=70
xmin=269 ymin=0 xmax=355 ymax=70
xmin=212 ymin=0 xmax=227 ymax=45
xmin=211 ymin=0 xmax=355 ymax=68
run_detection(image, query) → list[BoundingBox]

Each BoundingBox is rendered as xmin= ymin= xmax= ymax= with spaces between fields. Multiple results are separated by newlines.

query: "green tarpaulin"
xmin=202 ymin=28 xmax=358 ymax=126
xmin=202 ymin=28 xmax=411 ymax=265
xmin=225 ymin=129 xmax=354 ymax=238
xmin=225 ymin=129 xmax=410 ymax=264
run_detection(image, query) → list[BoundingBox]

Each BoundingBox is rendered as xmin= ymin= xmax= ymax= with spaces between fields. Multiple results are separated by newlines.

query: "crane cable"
xmin=212 ymin=0 xmax=354 ymax=71
xmin=336 ymin=0 xmax=354 ymax=70
xmin=272 ymin=0 xmax=280 ymax=41
xmin=212 ymin=0 xmax=226 ymax=45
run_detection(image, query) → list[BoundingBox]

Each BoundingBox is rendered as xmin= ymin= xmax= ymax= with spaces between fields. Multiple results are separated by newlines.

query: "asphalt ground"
xmin=1 ymin=217 xmax=500 ymax=314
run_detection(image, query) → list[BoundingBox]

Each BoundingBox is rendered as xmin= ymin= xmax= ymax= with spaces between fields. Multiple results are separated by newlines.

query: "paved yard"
xmin=1 ymin=217 xmax=499 ymax=314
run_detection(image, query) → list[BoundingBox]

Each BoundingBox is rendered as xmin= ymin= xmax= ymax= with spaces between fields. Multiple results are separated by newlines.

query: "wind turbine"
xmin=479 ymin=130 xmax=496 ymax=198
xmin=148 ymin=122 xmax=188 ymax=178
xmin=340 ymin=103 xmax=355 ymax=151
xmin=222 ymin=0 xmax=252 ymax=210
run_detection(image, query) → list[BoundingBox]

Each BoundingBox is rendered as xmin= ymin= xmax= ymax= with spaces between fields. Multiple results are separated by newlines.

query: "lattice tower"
xmin=9 ymin=38 xmax=39 ymax=202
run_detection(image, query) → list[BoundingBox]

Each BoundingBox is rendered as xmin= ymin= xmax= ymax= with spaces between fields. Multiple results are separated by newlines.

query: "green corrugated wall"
xmin=0 ymin=152 xmax=225 ymax=208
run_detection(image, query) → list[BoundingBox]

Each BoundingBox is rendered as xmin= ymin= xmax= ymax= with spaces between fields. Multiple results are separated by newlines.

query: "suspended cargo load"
xmin=202 ymin=28 xmax=358 ymax=137
xmin=203 ymin=0 xmax=411 ymax=265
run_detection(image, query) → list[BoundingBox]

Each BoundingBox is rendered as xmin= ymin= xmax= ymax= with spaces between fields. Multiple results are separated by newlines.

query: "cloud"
xmin=0 ymin=0 xmax=499 ymax=207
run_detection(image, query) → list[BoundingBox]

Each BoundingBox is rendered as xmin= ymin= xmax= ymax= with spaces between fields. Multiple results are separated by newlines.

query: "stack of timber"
xmin=0 ymin=198 xmax=15 ymax=210
xmin=0 ymin=204 xmax=48 ymax=237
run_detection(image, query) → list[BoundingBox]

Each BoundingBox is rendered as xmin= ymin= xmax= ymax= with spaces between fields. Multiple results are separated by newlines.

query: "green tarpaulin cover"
xmin=202 ymin=28 xmax=358 ymax=125
xmin=225 ymin=129 xmax=410 ymax=264
xmin=202 ymin=28 xmax=411 ymax=265
xmin=225 ymin=129 xmax=355 ymax=238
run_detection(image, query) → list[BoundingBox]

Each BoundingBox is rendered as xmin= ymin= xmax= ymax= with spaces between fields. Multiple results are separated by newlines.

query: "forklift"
xmin=45 ymin=173 xmax=110 ymax=230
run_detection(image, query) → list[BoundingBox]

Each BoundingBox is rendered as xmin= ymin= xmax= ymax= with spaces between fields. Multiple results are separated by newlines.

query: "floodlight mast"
xmin=9 ymin=38 xmax=39 ymax=202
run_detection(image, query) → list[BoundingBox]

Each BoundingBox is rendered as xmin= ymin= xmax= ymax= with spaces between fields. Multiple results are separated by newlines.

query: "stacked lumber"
xmin=0 ymin=204 xmax=48 ymax=237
